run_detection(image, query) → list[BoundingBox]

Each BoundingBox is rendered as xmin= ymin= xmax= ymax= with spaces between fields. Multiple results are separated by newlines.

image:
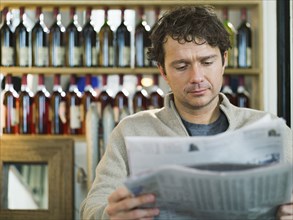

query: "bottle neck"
xmin=138 ymin=7 xmax=144 ymax=22
xmin=69 ymin=75 xmax=78 ymax=92
xmin=21 ymin=84 xmax=29 ymax=91
xmin=223 ymin=8 xmax=229 ymax=21
xmin=237 ymin=85 xmax=245 ymax=93
xmin=104 ymin=8 xmax=109 ymax=23
xmin=120 ymin=8 xmax=126 ymax=23
xmin=222 ymin=85 xmax=233 ymax=94
xmin=53 ymin=85 xmax=62 ymax=91
xmin=86 ymin=7 xmax=92 ymax=22
xmin=21 ymin=74 xmax=28 ymax=90
xmin=5 ymin=83 xmax=14 ymax=91
xmin=69 ymin=84 xmax=78 ymax=92
xmin=19 ymin=7 xmax=25 ymax=22
xmin=137 ymin=75 xmax=142 ymax=87
xmin=241 ymin=8 xmax=247 ymax=21
xmin=155 ymin=7 xmax=161 ymax=21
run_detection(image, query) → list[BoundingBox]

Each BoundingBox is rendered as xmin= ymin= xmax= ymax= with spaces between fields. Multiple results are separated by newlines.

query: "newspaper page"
xmin=124 ymin=115 xmax=293 ymax=220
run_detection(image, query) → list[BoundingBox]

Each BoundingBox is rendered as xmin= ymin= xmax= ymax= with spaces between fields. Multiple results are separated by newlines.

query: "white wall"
xmin=262 ymin=0 xmax=277 ymax=115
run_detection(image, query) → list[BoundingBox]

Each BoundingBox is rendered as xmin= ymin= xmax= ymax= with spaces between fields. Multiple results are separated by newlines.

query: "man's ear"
xmin=158 ymin=64 xmax=167 ymax=81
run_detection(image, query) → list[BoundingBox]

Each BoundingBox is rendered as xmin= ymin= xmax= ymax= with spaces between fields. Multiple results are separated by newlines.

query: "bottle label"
xmin=11 ymin=107 xmax=18 ymax=126
xmin=247 ymin=48 xmax=252 ymax=67
xmin=59 ymin=101 xmax=67 ymax=123
xmin=22 ymin=97 xmax=29 ymax=121
xmin=122 ymin=46 xmax=131 ymax=66
xmin=109 ymin=46 xmax=114 ymax=66
xmin=36 ymin=47 xmax=49 ymax=66
xmin=73 ymin=47 xmax=81 ymax=66
xmin=1 ymin=46 xmax=15 ymax=66
xmin=19 ymin=47 xmax=29 ymax=66
xmin=92 ymin=47 xmax=98 ymax=66
xmin=113 ymin=106 xmax=119 ymax=124
xmin=70 ymin=105 xmax=81 ymax=129
xmin=80 ymin=105 xmax=84 ymax=122
xmin=54 ymin=46 xmax=65 ymax=66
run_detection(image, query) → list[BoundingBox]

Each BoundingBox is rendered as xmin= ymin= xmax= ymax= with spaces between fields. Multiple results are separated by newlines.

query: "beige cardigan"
xmin=80 ymin=93 xmax=292 ymax=220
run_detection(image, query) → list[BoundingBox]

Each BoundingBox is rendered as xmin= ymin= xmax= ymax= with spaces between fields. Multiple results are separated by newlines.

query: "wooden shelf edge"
xmin=0 ymin=67 xmax=160 ymax=75
xmin=0 ymin=67 xmax=261 ymax=76
xmin=0 ymin=134 xmax=85 ymax=141
xmin=224 ymin=68 xmax=261 ymax=75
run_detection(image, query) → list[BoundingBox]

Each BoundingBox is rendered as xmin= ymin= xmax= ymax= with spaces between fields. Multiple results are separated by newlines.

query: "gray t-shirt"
xmin=181 ymin=111 xmax=229 ymax=136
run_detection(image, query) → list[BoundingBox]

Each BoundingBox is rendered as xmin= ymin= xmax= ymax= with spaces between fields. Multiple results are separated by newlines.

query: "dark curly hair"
xmin=147 ymin=5 xmax=231 ymax=69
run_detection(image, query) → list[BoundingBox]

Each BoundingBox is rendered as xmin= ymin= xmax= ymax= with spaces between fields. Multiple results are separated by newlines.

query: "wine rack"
xmin=0 ymin=0 xmax=263 ymax=108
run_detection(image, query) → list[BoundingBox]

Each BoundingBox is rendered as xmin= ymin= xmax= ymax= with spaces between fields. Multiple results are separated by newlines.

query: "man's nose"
xmin=189 ymin=64 xmax=204 ymax=83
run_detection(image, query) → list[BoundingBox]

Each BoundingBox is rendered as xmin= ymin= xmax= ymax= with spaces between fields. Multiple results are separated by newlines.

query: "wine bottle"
xmin=237 ymin=7 xmax=252 ymax=68
xmin=66 ymin=7 xmax=82 ymax=67
xmin=2 ymin=74 xmax=19 ymax=134
xmin=66 ymin=74 xmax=82 ymax=134
xmin=82 ymin=7 xmax=98 ymax=67
xmin=135 ymin=7 xmax=151 ymax=67
xmin=81 ymin=74 xmax=97 ymax=134
xmin=49 ymin=7 xmax=66 ymax=67
xmin=236 ymin=75 xmax=250 ymax=108
xmin=19 ymin=74 xmax=34 ymax=134
xmin=222 ymin=7 xmax=237 ymax=68
xmin=0 ymin=7 xmax=15 ymax=66
xmin=97 ymin=75 xmax=114 ymax=151
xmin=221 ymin=75 xmax=236 ymax=105
xmin=98 ymin=7 xmax=114 ymax=67
xmin=15 ymin=7 xmax=30 ymax=67
xmin=115 ymin=7 xmax=131 ymax=67
xmin=34 ymin=74 xmax=51 ymax=134
xmin=51 ymin=74 xmax=66 ymax=134
xmin=113 ymin=75 xmax=130 ymax=125
xmin=148 ymin=74 xmax=164 ymax=109
xmin=32 ymin=7 xmax=49 ymax=67
xmin=132 ymin=74 xmax=149 ymax=113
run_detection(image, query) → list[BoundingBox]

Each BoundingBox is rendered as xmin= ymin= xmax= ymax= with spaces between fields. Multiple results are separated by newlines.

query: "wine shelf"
xmin=0 ymin=67 xmax=261 ymax=76
xmin=0 ymin=0 xmax=264 ymax=110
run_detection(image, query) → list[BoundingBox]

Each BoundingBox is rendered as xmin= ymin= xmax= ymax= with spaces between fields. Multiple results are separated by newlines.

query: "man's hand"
xmin=106 ymin=186 xmax=160 ymax=220
xmin=277 ymin=203 xmax=293 ymax=220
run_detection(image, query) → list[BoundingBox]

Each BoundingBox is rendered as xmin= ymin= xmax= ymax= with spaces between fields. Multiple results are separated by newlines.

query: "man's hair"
xmin=147 ymin=5 xmax=231 ymax=68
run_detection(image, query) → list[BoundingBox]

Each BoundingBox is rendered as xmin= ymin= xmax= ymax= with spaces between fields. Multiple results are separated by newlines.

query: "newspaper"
xmin=124 ymin=115 xmax=293 ymax=220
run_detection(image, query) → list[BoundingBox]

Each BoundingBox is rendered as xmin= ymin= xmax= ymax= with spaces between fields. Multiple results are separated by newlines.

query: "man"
xmin=81 ymin=5 xmax=293 ymax=220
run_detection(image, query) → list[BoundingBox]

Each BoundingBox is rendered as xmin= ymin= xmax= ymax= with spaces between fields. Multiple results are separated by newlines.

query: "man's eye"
xmin=175 ymin=65 xmax=187 ymax=71
xmin=202 ymin=61 xmax=213 ymax=66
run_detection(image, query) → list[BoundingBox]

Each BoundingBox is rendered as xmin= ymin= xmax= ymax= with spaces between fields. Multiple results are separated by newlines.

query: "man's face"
xmin=159 ymin=36 xmax=227 ymax=113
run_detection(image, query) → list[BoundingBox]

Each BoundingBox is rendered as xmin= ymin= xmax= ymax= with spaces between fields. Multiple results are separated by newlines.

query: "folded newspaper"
xmin=124 ymin=115 xmax=293 ymax=220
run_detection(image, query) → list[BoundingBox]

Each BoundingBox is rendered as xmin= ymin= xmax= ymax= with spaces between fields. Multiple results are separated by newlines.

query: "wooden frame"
xmin=0 ymin=136 xmax=74 ymax=220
